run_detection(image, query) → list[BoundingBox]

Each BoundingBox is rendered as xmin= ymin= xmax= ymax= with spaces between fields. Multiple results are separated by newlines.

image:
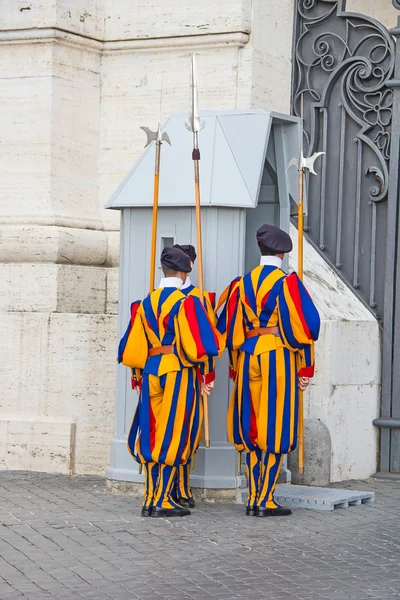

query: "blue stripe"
xmin=278 ymin=289 xmax=298 ymax=348
xmin=227 ymin=300 xmax=239 ymax=350
xmin=243 ymin=272 xmax=256 ymax=313
xmin=304 ymin=345 xmax=312 ymax=367
xmin=292 ymin=375 xmax=299 ymax=451
xmin=181 ymin=284 xmax=195 ymax=296
xmin=298 ymin=279 xmax=321 ymax=340
xmin=267 ymin=351 xmax=277 ymax=451
xmin=137 ymin=374 xmax=151 ymax=461
xmin=260 ymin=278 xmax=284 ymax=326
xmin=127 ymin=404 xmax=140 ymax=461
xmin=118 ymin=319 xmax=132 ymax=363
xmin=241 ymin=353 xmax=256 ymax=452
xmin=158 ymin=288 xmax=174 ymax=316
xmin=281 ymin=349 xmax=292 ymax=453
xmin=257 ymin=265 xmax=275 ymax=289
xmin=232 ymin=379 xmax=242 ymax=446
xmin=182 ymin=369 xmax=198 ymax=462
xmin=142 ymin=295 xmax=159 ymax=340
xmin=159 ymin=371 xmax=183 ymax=463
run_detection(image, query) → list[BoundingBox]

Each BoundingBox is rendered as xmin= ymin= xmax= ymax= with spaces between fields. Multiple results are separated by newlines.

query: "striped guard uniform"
xmin=217 ymin=259 xmax=320 ymax=510
xmin=172 ymin=276 xmax=217 ymax=503
xmin=119 ymin=283 xmax=223 ymax=511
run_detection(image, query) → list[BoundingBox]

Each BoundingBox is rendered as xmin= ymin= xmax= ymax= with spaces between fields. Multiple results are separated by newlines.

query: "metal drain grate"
xmin=273 ymin=485 xmax=375 ymax=511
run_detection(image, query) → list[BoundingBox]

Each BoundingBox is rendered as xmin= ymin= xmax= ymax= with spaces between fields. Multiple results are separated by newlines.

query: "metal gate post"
xmin=374 ymin=3 xmax=400 ymax=478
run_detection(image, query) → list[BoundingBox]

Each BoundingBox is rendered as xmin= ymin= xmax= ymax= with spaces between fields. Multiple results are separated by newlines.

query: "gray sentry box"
xmin=105 ymin=109 xmax=300 ymax=489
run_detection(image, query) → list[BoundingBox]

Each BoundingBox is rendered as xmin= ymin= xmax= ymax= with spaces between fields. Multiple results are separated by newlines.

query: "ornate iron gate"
xmin=292 ymin=0 xmax=400 ymax=477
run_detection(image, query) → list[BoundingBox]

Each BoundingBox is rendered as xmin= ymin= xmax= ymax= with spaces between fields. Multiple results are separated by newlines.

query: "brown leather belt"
xmin=245 ymin=326 xmax=279 ymax=339
xmin=148 ymin=345 xmax=175 ymax=357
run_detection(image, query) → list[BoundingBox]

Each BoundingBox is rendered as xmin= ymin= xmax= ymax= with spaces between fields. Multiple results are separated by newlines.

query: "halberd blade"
xmin=185 ymin=54 xmax=205 ymax=134
xmin=140 ymin=126 xmax=157 ymax=148
xmin=287 ymin=152 xmax=325 ymax=175
xmin=141 ymin=125 xmax=171 ymax=147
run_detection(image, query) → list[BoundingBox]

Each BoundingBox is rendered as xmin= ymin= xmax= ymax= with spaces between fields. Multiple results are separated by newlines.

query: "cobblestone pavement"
xmin=0 ymin=473 xmax=399 ymax=600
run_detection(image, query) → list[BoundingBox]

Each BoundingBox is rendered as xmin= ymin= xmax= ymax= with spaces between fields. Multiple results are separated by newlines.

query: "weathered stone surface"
xmin=0 ymin=312 xmax=117 ymax=475
xmin=290 ymin=226 xmax=380 ymax=482
xmin=289 ymin=418 xmax=332 ymax=486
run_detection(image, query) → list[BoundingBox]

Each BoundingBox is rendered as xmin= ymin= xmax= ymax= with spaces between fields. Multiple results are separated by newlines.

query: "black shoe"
xmin=246 ymin=506 xmax=256 ymax=516
xmin=179 ymin=497 xmax=195 ymax=509
xmin=255 ymin=506 xmax=292 ymax=517
xmin=151 ymin=506 xmax=191 ymax=518
xmin=141 ymin=507 xmax=152 ymax=517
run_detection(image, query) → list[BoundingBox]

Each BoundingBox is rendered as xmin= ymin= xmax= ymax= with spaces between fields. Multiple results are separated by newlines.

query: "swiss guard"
xmin=171 ymin=244 xmax=217 ymax=508
xmin=118 ymin=246 xmax=223 ymax=518
xmin=217 ymin=224 xmax=320 ymax=517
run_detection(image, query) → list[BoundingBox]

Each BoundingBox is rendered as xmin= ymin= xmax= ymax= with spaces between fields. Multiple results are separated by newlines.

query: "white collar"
xmin=260 ymin=256 xmax=283 ymax=269
xmin=158 ymin=277 xmax=183 ymax=289
xmin=181 ymin=275 xmax=192 ymax=290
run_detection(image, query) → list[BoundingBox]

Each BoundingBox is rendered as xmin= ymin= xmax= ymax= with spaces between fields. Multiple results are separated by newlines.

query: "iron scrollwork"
xmin=292 ymin=0 xmax=395 ymax=317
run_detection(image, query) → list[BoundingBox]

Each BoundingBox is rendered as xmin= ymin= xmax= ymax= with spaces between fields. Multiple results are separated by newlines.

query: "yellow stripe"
xmin=259 ymin=453 xmax=276 ymax=502
xmin=258 ymin=352 xmax=270 ymax=450
xmin=237 ymin=270 xmax=259 ymax=325
xmin=257 ymin=270 xmax=284 ymax=314
xmin=152 ymin=371 xmax=177 ymax=461
xmin=166 ymin=368 xmax=190 ymax=464
xmin=289 ymin=350 xmax=296 ymax=449
xmin=282 ymin=285 xmax=308 ymax=344
xmin=142 ymin=297 xmax=160 ymax=347
xmin=236 ymin=352 xmax=247 ymax=451
xmin=274 ymin=348 xmax=286 ymax=454
xmin=159 ymin=290 xmax=183 ymax=339
xmin=176 ymin=304 xmax=198 ymax=362
xmin=266 ymin=455 xmax=284 ymax=506
xmin=248 ymin=451 xmax=259 ymax=506
xmin=193 ymin=393 xmax=204 ymax=452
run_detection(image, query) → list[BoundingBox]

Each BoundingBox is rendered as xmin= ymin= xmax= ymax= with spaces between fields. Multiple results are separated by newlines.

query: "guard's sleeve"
xmin=216 ymin=277 xmax=244 ymax=380
xmin=118 ymin=301 xmax=141 ymax=363
xmin=176 ymin=295 xmax=224 ymax=367
xmin=297 ymin=344 xmax=315 ymax=378
xmin=120 ymin=303 xmax=148 ymax=370
xmin=277 ymin=273 xmax=320 ymax=377
xmin=130 ymin=368 xmax=143 ymax=390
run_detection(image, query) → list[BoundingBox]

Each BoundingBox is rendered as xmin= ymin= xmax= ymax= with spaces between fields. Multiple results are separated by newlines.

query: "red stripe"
xmin=150 ymin=402 xmax=156 ymax=451
xmin=129 ymin=302 xmax=140 ymax=333
xmin=249 ymin=389 xmax=257 ymax=445
xmin=184 ymin=296 xmax=206 ymax=359
xmin=203 ymin=371 xmax=215 ymax=384
xmin=208 ymin=292 xmax=216 ymax=309
xmin=286 ymin=274 xmax=311 ymax=339
xmin=163 ymin=312 xmax=170 ymax=332
xmin=299 ymin=365 xmax=315 ymax=378
xmin=261 ymin=291 xmax=270 ymax=309
xmin=227 ymin=287 xmax=240 ymax=332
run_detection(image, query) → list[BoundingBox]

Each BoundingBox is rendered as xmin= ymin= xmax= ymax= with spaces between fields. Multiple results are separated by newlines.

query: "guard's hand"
xmin=298 ymin=377 xmax=310 ymax=391
xmin=201 ymin=383 xmax=213 ymax=396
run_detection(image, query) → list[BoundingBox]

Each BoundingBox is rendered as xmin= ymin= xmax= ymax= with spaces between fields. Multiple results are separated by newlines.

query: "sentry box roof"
xmin=105 ymin=110 xmax=300 ymax=210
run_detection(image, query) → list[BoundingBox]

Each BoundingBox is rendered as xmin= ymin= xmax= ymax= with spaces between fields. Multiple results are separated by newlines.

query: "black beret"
xmin=161 ymin=247 xmax=192 ymax=273
xmin=256 ymin=224 xmax=293 ymax=254
xmin=173 ymin=244 xmax=197 ymax=263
